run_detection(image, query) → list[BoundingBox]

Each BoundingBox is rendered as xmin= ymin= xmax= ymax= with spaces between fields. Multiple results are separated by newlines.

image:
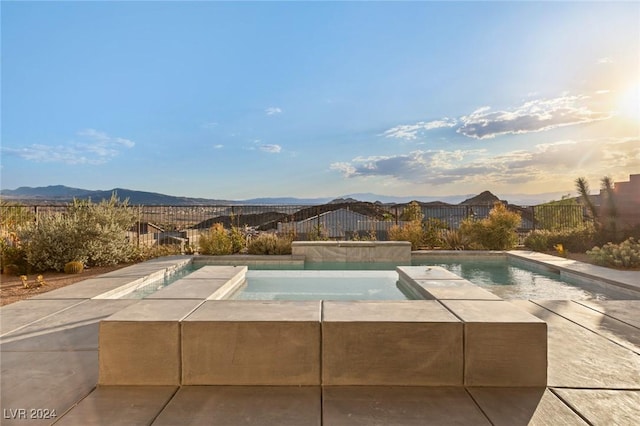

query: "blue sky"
xmin=2 ymin=1 xmax=639 ymax=200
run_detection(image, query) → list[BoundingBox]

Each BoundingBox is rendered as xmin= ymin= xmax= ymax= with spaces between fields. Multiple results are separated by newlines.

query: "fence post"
xmin=531 ymin=206 xmax=536 ymax=231
xmin=137 ymin=205 xmax=141 ymax=248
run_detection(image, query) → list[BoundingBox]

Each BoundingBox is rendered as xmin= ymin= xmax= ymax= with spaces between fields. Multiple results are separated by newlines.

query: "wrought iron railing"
xmin=1 ymin=203 xmax=591 ymax=243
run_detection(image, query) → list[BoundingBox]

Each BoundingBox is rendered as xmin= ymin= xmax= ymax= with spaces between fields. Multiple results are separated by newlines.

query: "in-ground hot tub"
xmin=98 ymin=264 xmax=547 ymax=389
xmin=229 ymin=270 xmax=416 ymax=301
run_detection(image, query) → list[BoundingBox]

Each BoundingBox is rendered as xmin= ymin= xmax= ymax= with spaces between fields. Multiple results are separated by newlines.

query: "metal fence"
xmin=1 ymin=203 xmax=591 ymax=246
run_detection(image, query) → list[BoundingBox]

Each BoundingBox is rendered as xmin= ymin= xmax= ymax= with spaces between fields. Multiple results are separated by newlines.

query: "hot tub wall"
xmin=291 ymin=241 xmax=412 ymax=263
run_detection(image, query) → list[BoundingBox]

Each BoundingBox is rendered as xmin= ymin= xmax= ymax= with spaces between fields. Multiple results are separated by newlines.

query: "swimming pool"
xmin=413 ymin=258 xmax=635 ymax=300
xmin=115 ymin=255 xmax=636 ymax=300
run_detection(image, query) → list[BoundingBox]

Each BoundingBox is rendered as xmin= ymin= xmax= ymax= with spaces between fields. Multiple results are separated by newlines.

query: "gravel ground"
xmin=0 ymin=265 xmax=129 ymax=306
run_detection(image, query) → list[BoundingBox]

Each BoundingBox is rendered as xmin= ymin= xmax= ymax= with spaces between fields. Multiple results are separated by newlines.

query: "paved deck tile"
xmin=511 ymin=300 xmax=640 ymax=388
xmin=152 ymin=386 xmax=321 ymax=426
xmin=0 ymin=299 xmax=84 ymax=335
xmin=0 ymin=351 xmax=98 ymax=426
xmin=322 ymin=386 xmax=490 ymax=425
xmin=533 ymin=300 xmax=640 ymax=353
xmin=0 ymin=300 xmax=137 ymax=351
xmin=55 ymin=386 xmax=177 ymax=426
xmin=28 ymin=277 xmax=139 ymax=300
xmin=575 ymin=300 xmax=640 ymax=329
xmin=553 ymin=389 xmax=640 ymax=425
xmin=468 ymin=387 xmax=587 ymax=425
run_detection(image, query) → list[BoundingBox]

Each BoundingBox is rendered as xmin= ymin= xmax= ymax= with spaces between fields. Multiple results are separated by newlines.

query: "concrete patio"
xmin=1 ymin=253 xmax=639 ymax=425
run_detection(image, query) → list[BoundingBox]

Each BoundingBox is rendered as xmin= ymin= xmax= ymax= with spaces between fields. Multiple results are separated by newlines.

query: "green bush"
xmin=389 ymin=221 xmax=424 ymax=250
xmin=1 ymin=236 xmax=28 ymax=275
xmin=19 ymin=196 xmax=137 ymax=271
xmin=524 ymin=225 xmax=597 ymax=253
xmin=523 ymin=230 xmax=551 ymax=252
xmin=307 ymin=224 xmax=330 ymax=241
xmin=422 ymin=218 xmax=447 ymax=248
xmin=400 ymin=201 xmax=423 ymax=222
xmin=587 ymin=237 xmax=640 ymax=268
xmin=460 ymin=202 xmax=521 ymax=250
xmin=247 ymin=233 xmax=292 ymax=255
xmin=230 ymin=226 xmax=246 ymax=254
xmin=199 ymin=223 xmax=235 ymax=255
xmin=64 ymin=261 xmax=84 ymax=274
xmin=134 ymin=244 xmax=184 ymax=262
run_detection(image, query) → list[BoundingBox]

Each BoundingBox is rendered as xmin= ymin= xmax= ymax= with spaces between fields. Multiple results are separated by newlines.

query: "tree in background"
xmin=400 ymin=201 xmax=423 ymax=222
xmin=575 ymin=176 xmax=620 ymax=242
xmin=575 ymin=177 xmax=599 ymax=229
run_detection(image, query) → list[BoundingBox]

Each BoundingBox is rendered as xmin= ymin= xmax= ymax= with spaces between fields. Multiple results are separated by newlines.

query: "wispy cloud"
xmin=202 ymin=121 xmax=219 ymax=129
xmin=382 ymin=94 xmax=612 ymax=143
xmin=382 ymin=118 xmax=457 ymax=140
xmin=331 ymin=137 xmax=639 ymax=186
xmin=597 ymin=57 xmax=613 ymax=64
xmin=2 ymin=129 xmax=135 ymax=165
xmin=456 ymin=95 xmax=611 ymax=139
xmin=259 ymin=144 xmax=282 ymax=153
xmin=265 ymin=107 xmax=283 ymax=116
xmin=246 ymin=139 xmax=282 ymax=154
xmin=331 ymin=150 xmax=483 ymax=183
xmin=213 ymin=144 xmax=224 ymax=149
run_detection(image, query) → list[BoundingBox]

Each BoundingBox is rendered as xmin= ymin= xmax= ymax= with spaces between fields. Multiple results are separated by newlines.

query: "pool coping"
xmin=17 ymin=250 xmax=640 ymax=303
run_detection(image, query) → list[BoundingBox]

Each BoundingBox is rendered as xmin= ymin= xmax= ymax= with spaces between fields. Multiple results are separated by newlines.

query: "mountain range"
xmin=0 ymin=185 xmax=572 ymax=206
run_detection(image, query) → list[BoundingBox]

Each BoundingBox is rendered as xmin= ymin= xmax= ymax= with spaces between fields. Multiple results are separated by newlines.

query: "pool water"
xmin=119 ymin=257 xmax=634 ymax=300
xmin=413 ymin=258 xmax=632 ymax=300
xmin=122 ymin=265 xmax=196 ymax=299
xmin=230 ymin=270 xmax=412 ymax=301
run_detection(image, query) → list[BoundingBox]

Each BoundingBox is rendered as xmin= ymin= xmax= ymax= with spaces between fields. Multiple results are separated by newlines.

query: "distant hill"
xmin=0 ymin=185 xmax=573 ymax=206
xmin=0 ymin=185 xmax=233 ymax=205
xmin=459 ymin=190 xmax=501 ymax=205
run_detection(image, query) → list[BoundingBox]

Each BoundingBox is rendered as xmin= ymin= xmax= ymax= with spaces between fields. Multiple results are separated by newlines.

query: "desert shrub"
xmin=20 ymin=213 xmax=86 ymax=271
xmin=64 ymin=261 xmax=84 ymax=274
xmin=348 ymin=229 xmax=377 ymax=241
xmin=1 ymin=234 xmax=29 ymax=275
xmin=441 ymin=229 xmax=468 ymax=250
xmin=133 ymin=243 xmax=184 ymax=262
xmin=247 ymin=233 xmax=293 ymax=255
xmin=460 ymin=202 xmax=521 ymax=250
xmin=523 ymin=230 xmax=551 ymax=252
xmin=389 ymin=221 xmax=423 ymax=250
xmin=307 ymin=224 xmax=330 ymax=241
xmin=199 ymin=223 xmax=234 ymax=255
xmin=400 ymin=201 xmax=424 ymax=222
xmin=230 ymin=226 xmax=246 ymax=254
xmin=71 ymin=197 xmax=137 ymax=266
xmin=587 ymin=237 xmax=640 ymax=268
xmin=557 ymin=226 xmax=598 ymax=253
xmin=19 ymin=196 xmax=137 ymax=271
xmin=524 ymin=225 xmax=597 ymax=253
xmin=422 ymin=218 xmax=447 ymax=248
